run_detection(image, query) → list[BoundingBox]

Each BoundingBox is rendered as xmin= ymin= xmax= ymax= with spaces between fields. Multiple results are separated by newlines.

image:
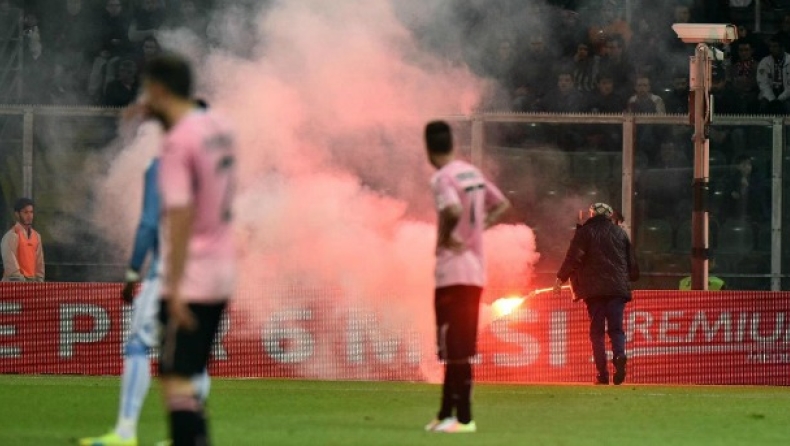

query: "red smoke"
xmin=97 ymin=0 xmax=541 ymax=382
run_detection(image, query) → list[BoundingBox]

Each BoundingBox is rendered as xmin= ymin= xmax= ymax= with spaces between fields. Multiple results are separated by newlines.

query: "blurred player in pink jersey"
xmin=423 ymin=121 xmax=510 ymax=433
xmin=140 ymin=53 xmax=236 ymax=446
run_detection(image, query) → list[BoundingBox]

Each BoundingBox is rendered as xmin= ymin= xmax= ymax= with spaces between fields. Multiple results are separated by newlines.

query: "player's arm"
xmin=159 ymin=138 xmax=197 ymax=329
xmin=35 ymin=237 xmax=44 ymax=282
xmin=163 ymin=205 xmax=194 ymax=297
xmin=1 ymin=232 xmax=23 ymax=281
xmin=484 ymin=199 xmax=510 ymax=229
xmin=437 ymin=204 xmax=462 ymax=250
xmin=433 ymin=175 xmax=462 ymax=250
xmin=163 ymin=204 xmax=197 ymax=330
xmin=124 ymin=162 xmax=160 ymax=302
xmin=483 ymin=180 xmax=510 ymax=229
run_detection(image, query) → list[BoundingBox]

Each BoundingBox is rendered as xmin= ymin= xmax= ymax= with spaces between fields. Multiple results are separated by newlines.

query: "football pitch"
xmin=1 ymin=376 xmax=789 ymax=445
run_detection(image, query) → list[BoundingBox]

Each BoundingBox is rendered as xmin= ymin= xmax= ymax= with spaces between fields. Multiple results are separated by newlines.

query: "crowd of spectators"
xmin=460 ymin=1 xmax=776 ymax=227
xmin=1 ymin=0 xmax=212 ymax=106
xmin=0 ymin=0 xmax=779 ymax=286
xmin=444 ymin=0 xmax=776 ymax=281
xmin=474 ymin=1 xmax=783 ymax=160
xmin=474 ymin=1 xmax=775 ymax=117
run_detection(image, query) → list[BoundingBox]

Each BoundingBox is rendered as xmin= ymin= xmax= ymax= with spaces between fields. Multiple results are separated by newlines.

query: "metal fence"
xmin=0 ymin=106 xmax=786 ymax=290
xmin=0 ymin=106 xmax=120 ymax=281
xmin=455 ymin=112 xmax=784 ymax=291
xmin=0 ymin=8 xmax=23 ymax=103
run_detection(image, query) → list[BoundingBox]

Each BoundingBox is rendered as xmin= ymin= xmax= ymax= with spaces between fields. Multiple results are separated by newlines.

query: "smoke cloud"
xmin=94 ymin=0 xmax=541 ymax=381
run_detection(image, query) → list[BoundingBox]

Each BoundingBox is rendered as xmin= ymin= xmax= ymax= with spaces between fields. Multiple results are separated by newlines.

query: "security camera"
xmin=671 ymin=24 xmax=738 ymax=44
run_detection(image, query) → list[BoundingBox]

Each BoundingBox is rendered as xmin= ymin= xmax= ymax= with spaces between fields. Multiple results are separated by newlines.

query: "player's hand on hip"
xmin=168 ymin=297 xmax=197 ymax=331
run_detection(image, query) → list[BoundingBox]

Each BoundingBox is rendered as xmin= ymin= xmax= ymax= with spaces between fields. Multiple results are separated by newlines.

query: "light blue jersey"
xmin=129 ymin=159 xmax=160 ymax=280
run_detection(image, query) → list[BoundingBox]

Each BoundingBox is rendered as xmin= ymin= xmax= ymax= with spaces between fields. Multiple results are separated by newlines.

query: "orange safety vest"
xmin=13 ymin=224 xmax=40 ymax=278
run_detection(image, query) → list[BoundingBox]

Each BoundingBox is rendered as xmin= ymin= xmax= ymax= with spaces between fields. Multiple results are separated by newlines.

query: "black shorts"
xmin=158 ymin=300 xmax=227 ymax=377
xmin=434 ymin=285 xmax=482 ymax=361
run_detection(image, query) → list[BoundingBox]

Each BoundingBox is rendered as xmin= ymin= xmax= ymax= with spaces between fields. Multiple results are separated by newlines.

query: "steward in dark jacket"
xmin=553 ymin=203 xmax=639 ymax=385
xmin=559 ymin=215 xmax=639 ymax=300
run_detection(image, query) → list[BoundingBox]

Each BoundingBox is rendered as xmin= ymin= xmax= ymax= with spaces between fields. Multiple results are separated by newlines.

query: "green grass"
xmin=1 ymin=376 xmax=789 ymax=445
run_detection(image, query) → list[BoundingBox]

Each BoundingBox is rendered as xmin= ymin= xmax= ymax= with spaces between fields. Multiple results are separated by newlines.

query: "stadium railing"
xmin=0 ymin=106 xmax=786 ymax=289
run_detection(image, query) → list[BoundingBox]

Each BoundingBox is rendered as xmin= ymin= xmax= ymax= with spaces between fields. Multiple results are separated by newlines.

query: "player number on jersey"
xmin=464 ymin=184 xmax=484 ymax=225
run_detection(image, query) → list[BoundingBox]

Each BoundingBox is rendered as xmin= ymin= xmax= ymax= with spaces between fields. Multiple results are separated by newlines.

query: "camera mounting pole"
xmin=671 ymin=23 xmax=737 ymax=290
xmin=689 ymin=43 xmax=712 ymax=291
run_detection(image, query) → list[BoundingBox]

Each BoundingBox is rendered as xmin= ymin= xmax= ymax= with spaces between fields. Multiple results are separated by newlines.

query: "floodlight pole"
xmin=689 ymin=43 xmax=711 ymax=290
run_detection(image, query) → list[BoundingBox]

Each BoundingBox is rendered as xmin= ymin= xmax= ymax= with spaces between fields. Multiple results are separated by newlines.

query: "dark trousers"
xmin=584 ymin=297 xmax=627 ymax=378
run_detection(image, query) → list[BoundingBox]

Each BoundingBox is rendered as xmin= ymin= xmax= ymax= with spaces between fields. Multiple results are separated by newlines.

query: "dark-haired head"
xmin=12 ymin=197 xmax=35 ymax=227
xmin=13 ymin=198 xmax=33 ymax=212
xmin=769 ymin=34 xmax=785 ymax=57
xmin=425 ymin=121 xmax=453 ymax=155
xmin=143 ymin=53 xmax=193 ymax=99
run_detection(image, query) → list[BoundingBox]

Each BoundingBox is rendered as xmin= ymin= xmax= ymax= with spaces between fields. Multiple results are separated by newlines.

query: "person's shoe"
xmin=435 ymin=419 xmax=477 ymax=433
xmin=595 ymin=374 xmax=609 ymax=385
xmin=78 ymin=431 xmax=137 ymax=446
xmin=613 ymin=355 xmax=627 ymax=385
xmin=425 ymin=417 xmax=454 ymax=432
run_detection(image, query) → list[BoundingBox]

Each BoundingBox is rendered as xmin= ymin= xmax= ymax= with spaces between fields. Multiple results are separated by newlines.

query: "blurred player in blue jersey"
xmin=80 ymin=103 xmax=211 ymax=446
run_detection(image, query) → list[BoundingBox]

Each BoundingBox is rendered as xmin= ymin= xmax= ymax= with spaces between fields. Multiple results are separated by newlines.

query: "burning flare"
xmin=491 ymin=296 xmax=526 ymax=318
xmin=490 ymin=286 xmax=572 ymax=318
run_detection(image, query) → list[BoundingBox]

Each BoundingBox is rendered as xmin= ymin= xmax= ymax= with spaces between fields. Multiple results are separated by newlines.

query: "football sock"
xmin=115 ymin=339 xmax=151 ymax=439
xmin=192 ymin=369 xmax=211 ymax=403
xmin=168 ymin=394 xmax=208 ymax=446
xmin=456 ymin=362 xmax=473 ymax=424
xmin=438 ymin=364 xmax=457 ymax=420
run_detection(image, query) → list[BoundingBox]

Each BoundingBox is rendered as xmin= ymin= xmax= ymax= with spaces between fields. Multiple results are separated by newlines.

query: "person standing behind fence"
xmin=1 ymin=198 xmax=45 ymax=282
xmin=553 ymin=202 xmax=638 ymax=385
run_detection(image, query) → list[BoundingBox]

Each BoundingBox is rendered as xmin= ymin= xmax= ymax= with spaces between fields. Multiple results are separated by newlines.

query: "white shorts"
xmin=129 ymin=277 xmax=161 ymax=347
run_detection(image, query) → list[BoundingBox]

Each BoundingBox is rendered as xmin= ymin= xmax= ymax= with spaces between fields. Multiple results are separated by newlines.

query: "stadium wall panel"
xmin=1 ymin=283 xmax=788 ymax=385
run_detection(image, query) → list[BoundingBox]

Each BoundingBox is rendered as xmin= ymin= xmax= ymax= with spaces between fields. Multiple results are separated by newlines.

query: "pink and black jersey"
xmin=431 ymin=160 xmax=506 ymax=288
xmin=158 ymin=110 xmax=236 ymax=301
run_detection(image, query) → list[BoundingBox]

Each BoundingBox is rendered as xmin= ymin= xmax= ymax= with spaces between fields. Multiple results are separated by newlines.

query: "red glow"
xmin=491 ymin=295 xmax=526 ymax=318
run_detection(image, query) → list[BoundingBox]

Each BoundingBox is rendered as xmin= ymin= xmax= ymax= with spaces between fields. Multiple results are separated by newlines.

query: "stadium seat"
xmin=717 ymin=220 xmax=754 ymax=254
xmin=746 ymin=150 xmax=771 ymax=175
xmin=529 ymin=150 xmax=570 ymax=183
xmin=671 ymin=199 xmax=692 ymax=226
xmin=755 ymin=223 xmax=772 ymax=253
xmin=610 ymin=152 xmax=623 ymax=171
xmin=674 ymin=218 xmax=720 ymax=253
xmin=578 ymin=185 xmax=602 ymax=203
xmin=708 ymin=181 xmax=727 ymax=218
xmin=738 ymin=252 xmax=770 ymax=274
xmin=675 ymin=219 xmax=692 ymax=253
xmin=636 ymin=219 xmax=674 ymax=253
xmin=642 ymin=253 xmax=690 ymax=289
xmin=570 ymin=151 xmax=612 ymax=184
xmin=536 ymin=182 xmax=566 ymax=202
xmin=709 ymin=150 xmax=727 ymax=167
xmin=713 ymin=253 xmax=742 ymax=275
xmin=634 ymin=151 xmax=649 ymax=171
